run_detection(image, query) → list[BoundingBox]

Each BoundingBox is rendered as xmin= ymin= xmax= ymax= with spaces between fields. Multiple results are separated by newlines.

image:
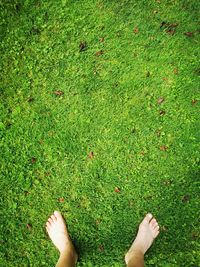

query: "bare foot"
xmin=125 ymin=213 xmax=160 ymax=264
xmin=46 ymin=211 xmax=78 ymax=262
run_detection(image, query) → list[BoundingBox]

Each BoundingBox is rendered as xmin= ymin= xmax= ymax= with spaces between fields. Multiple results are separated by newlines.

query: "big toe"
xmin=54 ymin=211 xmax=63 ymax=220
xmin=143 ymin=213 xmax=153 ymax=224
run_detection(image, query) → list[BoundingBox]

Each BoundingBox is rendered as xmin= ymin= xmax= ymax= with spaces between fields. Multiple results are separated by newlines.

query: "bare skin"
xmin=125 ymin=213 xmax=160 ymax=267
xmin=46 ymin=211 xmax=78 ymax=267
xmin=46 ymin=211 xmax=159 ymax=267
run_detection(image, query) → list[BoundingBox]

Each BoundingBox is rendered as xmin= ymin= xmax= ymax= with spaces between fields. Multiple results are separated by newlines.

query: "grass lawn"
xmin=0 ymin=0 xmax=199 ymax=266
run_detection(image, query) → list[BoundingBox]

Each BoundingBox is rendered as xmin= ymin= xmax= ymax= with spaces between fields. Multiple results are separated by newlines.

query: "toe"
xmin=154 ymin=225 xmax=160 ymax=231
xmin=153 ymin=223 xmax=159 ymax=229
xmin=51 ymin=214 xmax=57 ymax=222
xmin=48 ymin=217 xmax=53 ymax=224
xmin=144 ymin=213 xmax=153 ymax=223
xmin=46 ymin=221 xmax=51 ymax=229
xmin=150 ymin=218 xmax=157 ymax=227
xmin=154 ymin=229 xmax=160 ymax=238
xmin=54 ymin=210 xmax=62 ymax=220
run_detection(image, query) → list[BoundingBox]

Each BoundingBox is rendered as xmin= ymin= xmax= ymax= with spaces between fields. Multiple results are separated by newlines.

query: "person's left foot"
xmin=46 ymin=211 xmax=78 ymax=262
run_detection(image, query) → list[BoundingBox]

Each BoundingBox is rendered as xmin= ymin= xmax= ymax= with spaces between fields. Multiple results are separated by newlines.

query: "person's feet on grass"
xmin=125 ymin=213 xmax=160 ymax=265
xmin=46 ymin=211 xmax=78 ymax=264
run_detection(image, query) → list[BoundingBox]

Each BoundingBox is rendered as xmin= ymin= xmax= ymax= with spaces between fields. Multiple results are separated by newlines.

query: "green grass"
xmin=0 ymin=0 xmax=199 ymax=266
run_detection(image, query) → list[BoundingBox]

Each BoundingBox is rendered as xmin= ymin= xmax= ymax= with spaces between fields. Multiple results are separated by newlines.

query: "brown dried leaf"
xmin=191 ymin=231 xmax=199 ymax=240
xmin=88 ymin=151 xmax=94 ymax=159
xmin=53 ymin=91 xmax=64 ymax=96
xmin=98 ymin=244 xmax=104 ymax=252
xmin=26 ymin=223 xmax=32 ymax=230
xmin=182 ymin=195 xmax=190 ymax=202
xmin=192 ymin=99 xmax=198 ymax=105
xmin=114 ymin=187 xmax=121 ymax=193
xmin=58 ymin=197 xmax=65 ymax=203
xmin=184 ymin=32 xmax=193 ymax=37
xmin=166 ymin=28 xmax=176 ymax=35
xmin=159 ymin=110 xmax=166 ymax=115
xmin=79 ymin=41 xmax=87 ymax=52
xmin=95 ymin=50 xmax=104 ymax=56
xmin=173 ymin=68 xmax=178 ymax=74
xmin=99 ymin=37 xmax=104 ymax=42
xmin=157 ymin=97 xmax=165 ymax=104
xmin=159 ymin=145 xmax=168 ymax=151
xmin=31 ymin=157 xmax=37 ymax=164
xmin=160 ymin=21 xmax=167 ymax=28
xmin=133 ymin=27 xmax=139 ymax=34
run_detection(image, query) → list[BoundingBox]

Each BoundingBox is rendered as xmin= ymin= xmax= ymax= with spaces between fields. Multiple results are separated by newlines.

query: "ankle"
xmin=61 ymin=247 xmax=77 ymax=260
xmin=125 ymin=249 xmax=144 ymax=266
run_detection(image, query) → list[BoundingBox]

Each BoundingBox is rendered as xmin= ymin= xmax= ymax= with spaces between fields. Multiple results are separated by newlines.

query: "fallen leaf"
xmin=166 ymin=28 xmax=176 ymax=35
xmin=184 ymin=32 xmax=193 ymax=37
xmin=160 ymin=22 xmax=178 ymax=35
xmin=114 ymin=187 xmax=121 ymax=193
xmin=27 ymin=97 xmax=34 ymax=102
xmin=160 ymin=21 xmax=167 ymax=28
xmin=159 ymin=110 xmax=166 ymax=115
xmin=191 ymin=231 xmax=199 ymax=240
xmin=26 ymin=223 xmax=32 ymax=230
xmin=95 ymin=220 xmax=101 ymax=225
xmin=98 ymin=244 xmax=104 ymax=252
xmin=99 ymin=37 xmax=104 ymax=42
xmin=133 ymin=27 xmax=139 ymax=34
xmin=95 ymin=50 xmax=104 ymax=56
xmin=192 ymin=99 xmax=198 ymax=105
xmin=52 ymin=91 xmax=64 ymax=96
xmin=157 ymin=97 xmax=165 ymax=104
xmin=88 ymin=151 xmax=94 ymax=159
xmin=79 ymin=41 xmax=87 ymax=52
xmin=162 ymin=77 xmax=168 ymax=81
xmin=159 ymin=145 xmax=168 ymax=151
xmin=182 ymin=195 xmax=190 ymax=202
xmin=173 ymin=68 xmax=178 ymax=74
xmin=58 ymin=197 xmax=65 ymax=203
xmin=31 ymin=157 xmax=37 ymax=164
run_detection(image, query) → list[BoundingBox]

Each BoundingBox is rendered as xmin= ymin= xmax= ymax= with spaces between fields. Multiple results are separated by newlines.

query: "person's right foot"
xmin=125 ymin=213 xmax=160 ymax=264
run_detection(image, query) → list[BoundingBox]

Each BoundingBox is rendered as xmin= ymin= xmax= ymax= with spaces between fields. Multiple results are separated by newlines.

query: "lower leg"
xmin=126 ymin=250 xmax=144 ymax=267
xmin=56 ymin=251 xmax=76 ymax=267
xmin=125 ymin=213 xmax=160 ymax=267
xmin=46 ymin=211 xmax=78 ymax=267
